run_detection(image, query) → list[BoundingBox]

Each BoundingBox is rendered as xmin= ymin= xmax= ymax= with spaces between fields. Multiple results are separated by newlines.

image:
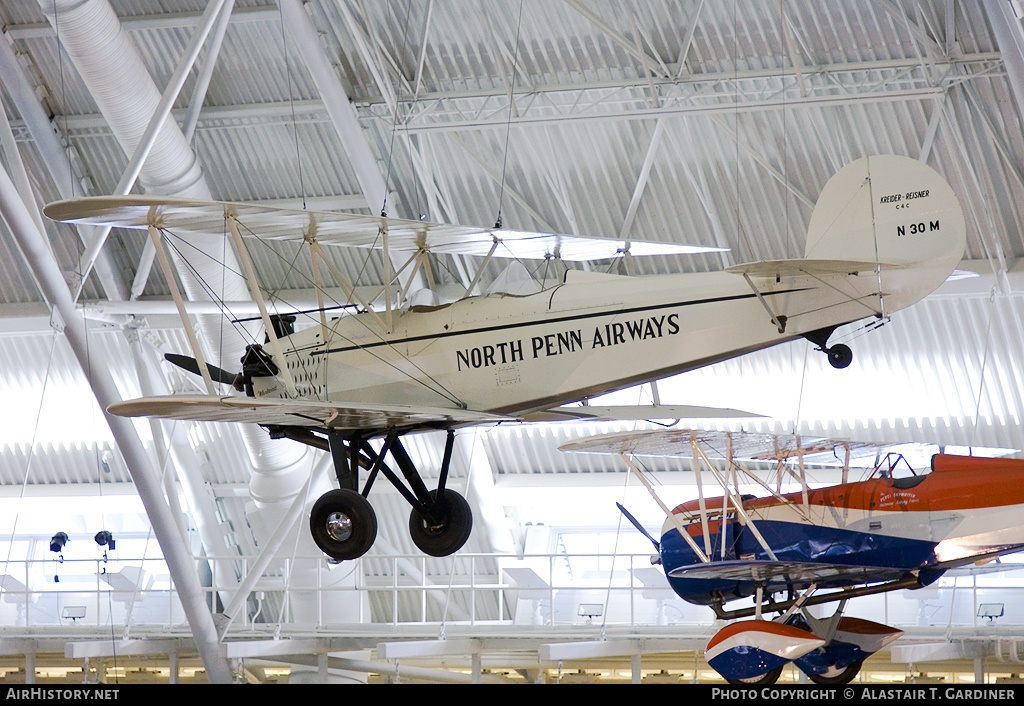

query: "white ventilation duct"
xmin=37 ymin=0 xmax=312 ymax=596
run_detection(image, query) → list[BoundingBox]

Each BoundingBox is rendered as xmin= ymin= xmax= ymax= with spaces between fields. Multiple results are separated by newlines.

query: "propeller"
xmin=165 ymin=345 xmax=280 ymax=396
xmin=164 ymin=353 xmax=239 ymax=387
xmin=616 ymin=502 xmax=660 ymax=552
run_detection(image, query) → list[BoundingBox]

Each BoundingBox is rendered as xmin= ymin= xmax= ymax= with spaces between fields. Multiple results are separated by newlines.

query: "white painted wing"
xmin=107 ymin=395 xmax=510 ymax=430
xmin=523 ymin=404 xmax=764 ymax=423
xmin=43 ymin=195 xmax=725 ymax=261
xmin=559 ymin=428 xmax=881 ymax=465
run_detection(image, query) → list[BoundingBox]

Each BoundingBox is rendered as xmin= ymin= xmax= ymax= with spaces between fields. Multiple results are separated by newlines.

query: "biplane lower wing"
xmin=110 ymin=397 xmax=758 ymax=430
xmin=667 ymin=558 xmax=908 ymax=586
xmin=108 ymin=395 xmax=510 ymax=430
xmin=521 ymin=404 xmax=764 ymax=423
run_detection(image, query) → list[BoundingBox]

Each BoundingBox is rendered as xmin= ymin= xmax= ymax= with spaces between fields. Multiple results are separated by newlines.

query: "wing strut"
xmin=224 ymin=212 xmax=298 ymax=397
xmin=689 ymin=432 xmax=713 ymax=558
xmin=147 ymin=224 xmax=215 ymax=395
xmin=741 ymin=272 xmax=787 ymax=334
xmin=617 ymin=446 xmax=710 ymax=564
xmin=308 ymin=239 xmax=389 ymax=331
xmin=690 ymin=437 xmax=779 ymax=561
xmin=462 ymin=239 xmax=499 ymax=298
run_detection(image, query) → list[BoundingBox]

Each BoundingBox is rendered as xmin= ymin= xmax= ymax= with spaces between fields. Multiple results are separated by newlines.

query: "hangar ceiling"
xmin=1 ymin=0 xmax=1024 ymax=684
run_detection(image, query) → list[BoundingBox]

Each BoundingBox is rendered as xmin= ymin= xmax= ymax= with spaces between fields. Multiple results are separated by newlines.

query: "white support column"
xmin=0 ymin=166 xmax=232 ymax=684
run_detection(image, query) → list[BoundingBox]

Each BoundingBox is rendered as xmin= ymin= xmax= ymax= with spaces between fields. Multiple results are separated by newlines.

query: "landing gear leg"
xmin=390 ymin=431 xmax=473 ymax=557
xmin=803 ymin=326 xmax=853 ymax=369
xmin=293 ymin=427 xmax=474 ymax=559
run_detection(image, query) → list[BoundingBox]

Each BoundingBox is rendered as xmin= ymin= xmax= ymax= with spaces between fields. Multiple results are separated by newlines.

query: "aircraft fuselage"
xmin=660 ymin=453 xmax=1024 ymax=606
xmin=253 ymin=261 xmax=934 ymax=417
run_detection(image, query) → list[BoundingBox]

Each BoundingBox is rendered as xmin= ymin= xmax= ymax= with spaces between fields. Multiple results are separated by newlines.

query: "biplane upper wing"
xmin=667 ymin=559 xmax=908 ymax=586
xmin=108 ymin=395 xmax=511 ymax=430
xmin=43 ymin=195 xmax=725 ymax=261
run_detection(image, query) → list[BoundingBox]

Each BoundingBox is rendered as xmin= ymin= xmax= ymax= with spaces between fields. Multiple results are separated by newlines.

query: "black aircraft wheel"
xmin=807 ymin=660 xmax=863 ymax=685
xmin=309 ymin=489 xmax=377 ymax=561
xmin=409 ymin=488 xmax=473 ymax=557
xmin=826 ymin=343 xmax=853 ymax=369
xmin=726 ymin=666 xmax=783 ymax=686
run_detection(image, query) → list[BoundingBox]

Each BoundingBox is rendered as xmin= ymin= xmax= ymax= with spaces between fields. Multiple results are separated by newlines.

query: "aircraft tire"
xmin=726 ymin=666 xmax=783 ymax=686
xmin=409 ymin=488 xmax=473 ymax=557
xmin=826 ymin=343 xmax=853 ymax=369
xmin=309 ymin=489 xmax=377 ymax=561
xmin=807 ymin=660 xmax=863 ymax=685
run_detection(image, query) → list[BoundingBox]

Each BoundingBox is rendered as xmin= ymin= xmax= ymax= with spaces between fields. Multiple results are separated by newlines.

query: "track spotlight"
xmin=94 ymin=531 xmax=115 ymax=550
xmin=49 ymin=532 xmax=68 ymax=554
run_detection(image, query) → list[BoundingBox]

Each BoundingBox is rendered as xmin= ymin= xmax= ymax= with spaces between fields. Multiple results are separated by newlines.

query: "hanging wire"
xmin=45 ymin=0 xmax=125 ymax=678
xmin=494 ymin=0 xmax=526 ymax=229
xmin=380 ymin=2 xmax=416 ymax=218
xmin=277 ymin=2 xmax=306 ymax=210
xmin=968 ymin=294 xmax=998 ymax=448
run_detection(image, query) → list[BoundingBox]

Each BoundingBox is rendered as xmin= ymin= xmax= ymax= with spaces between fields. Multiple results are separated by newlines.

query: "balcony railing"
xmin=2 ymin=553 xmax=1024 ymax=634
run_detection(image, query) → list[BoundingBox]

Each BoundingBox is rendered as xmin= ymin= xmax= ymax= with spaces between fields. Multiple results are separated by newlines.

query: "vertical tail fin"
xmin=804 ymin=155 xmax=966 ymax=269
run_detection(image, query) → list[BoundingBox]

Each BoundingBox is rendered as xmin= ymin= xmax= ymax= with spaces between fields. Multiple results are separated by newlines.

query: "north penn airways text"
xmin=456 ymin=313 xmax=680 ymax=371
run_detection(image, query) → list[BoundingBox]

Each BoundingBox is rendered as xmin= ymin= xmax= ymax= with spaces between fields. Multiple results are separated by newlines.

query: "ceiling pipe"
xmin=36 ymin=0 xmax=250 ymax=360
xmin=72 ymin=0 xmax=230 ymax=301
xmin=0 ymin=164 xmax=233 ymax=684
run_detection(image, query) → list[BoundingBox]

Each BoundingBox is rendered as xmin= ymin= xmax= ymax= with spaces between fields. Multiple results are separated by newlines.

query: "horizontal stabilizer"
xmin=108 ymin=395 xmax=510 ymax=430
xmin=44 ymin=195 xmax=724 ymax=262
xmin=726 ymin=258 xmax=900 ymax=278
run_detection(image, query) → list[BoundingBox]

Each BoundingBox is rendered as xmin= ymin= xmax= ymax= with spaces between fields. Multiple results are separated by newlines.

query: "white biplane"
xmin=43 ymin=155 xmax=965 ymax=561
xmin=560 ymin=429 xmax=1024 ymax=685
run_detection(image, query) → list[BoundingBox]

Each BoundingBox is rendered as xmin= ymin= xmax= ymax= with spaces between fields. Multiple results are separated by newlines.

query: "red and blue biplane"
xmin=561 ymin=430 xmax=1024 ymax=684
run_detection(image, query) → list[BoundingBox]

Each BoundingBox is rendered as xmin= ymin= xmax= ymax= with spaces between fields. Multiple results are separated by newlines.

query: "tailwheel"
xmin=802 ymin=327 xmax=853 ymax=369
xmin=807 ymin=660 xmax=863 ymax=685
xmin=727 ymin=666 xmax=783 ymax=686
xmin=310 ymin=488 xmax=377 ymax=561
xmin=409 ymin=488 xmax=473 ymax=557
xmin=826 ymin=343 xmax=853 ymax=369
